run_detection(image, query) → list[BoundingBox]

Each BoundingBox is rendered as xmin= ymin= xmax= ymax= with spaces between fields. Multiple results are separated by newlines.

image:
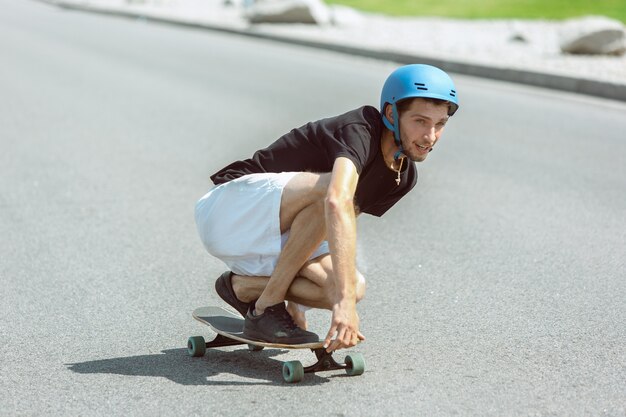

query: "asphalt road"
xmin=1 ymin=0 xmax=625 ymax=416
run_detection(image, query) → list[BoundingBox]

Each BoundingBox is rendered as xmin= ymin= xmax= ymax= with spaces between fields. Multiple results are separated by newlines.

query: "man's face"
xmin=396 ymin=99 xmax=450 ymax=162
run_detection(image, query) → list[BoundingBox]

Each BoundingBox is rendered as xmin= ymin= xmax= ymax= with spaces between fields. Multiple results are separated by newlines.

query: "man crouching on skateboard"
xmin=195 ymin=64 xmax=460 ymax=352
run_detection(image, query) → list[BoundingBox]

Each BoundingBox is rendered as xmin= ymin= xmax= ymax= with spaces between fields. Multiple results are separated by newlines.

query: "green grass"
xmin=325 ymin=0 xmax=626 ymax=22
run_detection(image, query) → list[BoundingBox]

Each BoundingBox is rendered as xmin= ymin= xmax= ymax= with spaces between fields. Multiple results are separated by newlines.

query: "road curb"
xmin=50 ymin=0 xmax=626 ymax=102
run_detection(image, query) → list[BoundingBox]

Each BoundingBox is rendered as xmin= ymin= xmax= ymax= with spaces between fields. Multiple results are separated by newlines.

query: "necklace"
xmin=382 ymin=135 xmax=404 ymax=186
xmin=393 ymin=157 xmax=404 ymax=186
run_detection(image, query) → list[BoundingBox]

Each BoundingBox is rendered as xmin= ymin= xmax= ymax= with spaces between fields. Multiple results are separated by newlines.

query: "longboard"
xmin=188 ymin=306 xmax=365 ymax=383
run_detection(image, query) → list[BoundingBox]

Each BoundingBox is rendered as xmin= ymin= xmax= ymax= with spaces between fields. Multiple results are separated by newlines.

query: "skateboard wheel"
xmin=247 ymin=344 xmax=264 ymax=352
xmin=187 ymin=336 xmax=206 ymax=357
xmin=344 ymin=353 xmax=365 ymax=376
xmin=282 ymin=361 xmax=304 ymax=383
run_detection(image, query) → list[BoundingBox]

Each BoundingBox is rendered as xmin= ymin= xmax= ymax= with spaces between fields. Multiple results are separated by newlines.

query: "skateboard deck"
xmin=188 ymin=306 xmax=365 ymax=383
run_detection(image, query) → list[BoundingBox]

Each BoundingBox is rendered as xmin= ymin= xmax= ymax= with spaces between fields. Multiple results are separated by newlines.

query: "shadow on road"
xmin=66 ymin=347 xmax=334 ymax=386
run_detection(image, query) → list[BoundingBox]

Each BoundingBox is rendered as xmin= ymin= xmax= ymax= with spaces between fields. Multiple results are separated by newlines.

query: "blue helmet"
xmin=380 ymin=64 xmax=459 ymax=152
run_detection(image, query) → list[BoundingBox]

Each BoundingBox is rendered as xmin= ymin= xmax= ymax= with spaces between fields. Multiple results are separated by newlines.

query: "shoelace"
xmin=268 ymin=305 xmax=299 ymax=331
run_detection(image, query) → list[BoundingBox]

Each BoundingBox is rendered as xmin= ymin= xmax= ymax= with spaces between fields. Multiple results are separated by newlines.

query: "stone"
xmin=559 ymin=16 xmax=626 ymax=55
xmin=328 ymin=5 xmax=364 ymax=27
xmin=245 ymin=0 xmax=331 ymax=25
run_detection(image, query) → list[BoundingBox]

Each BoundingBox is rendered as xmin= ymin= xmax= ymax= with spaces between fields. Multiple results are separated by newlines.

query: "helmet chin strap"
xmin=391 ymin=103 xmax=404 ymax=161
xmin=383 ymin=103 xmax=405 ymax=161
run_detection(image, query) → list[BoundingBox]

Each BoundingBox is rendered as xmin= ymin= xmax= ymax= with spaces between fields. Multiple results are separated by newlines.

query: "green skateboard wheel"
xmin=344 ymin=353 xmax=365 ymax=376
xmin=187 ymin=336 xmax=206 ymax=357
xmin=282 ymin=360 xmax=304 ymax=383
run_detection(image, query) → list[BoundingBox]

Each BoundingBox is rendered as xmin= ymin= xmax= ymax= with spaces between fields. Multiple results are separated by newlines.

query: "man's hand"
xmin=323 ymin=300 xmax=365 ymax=352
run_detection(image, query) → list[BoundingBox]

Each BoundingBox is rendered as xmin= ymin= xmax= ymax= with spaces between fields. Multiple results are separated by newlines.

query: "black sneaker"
xmin=243 ymin=302 xmax=319 ymax=344
xmin=214 ymin=271 xmax=254 ymax=317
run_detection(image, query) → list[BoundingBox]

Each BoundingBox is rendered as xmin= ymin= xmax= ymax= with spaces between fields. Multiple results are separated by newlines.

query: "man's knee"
xmin=282 ymin=172 xmax=331 ymax=207
xmin=355 ymin=270 xmax=366 ymax=303
xmin=298 ymin=255 xmax=365 ymax=306
xmin=322 ymin=269 xmax=366 ymax=304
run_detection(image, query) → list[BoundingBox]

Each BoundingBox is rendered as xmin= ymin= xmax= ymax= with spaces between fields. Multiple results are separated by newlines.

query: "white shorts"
xmin=194 ymin=172 xmax=330 ymax=276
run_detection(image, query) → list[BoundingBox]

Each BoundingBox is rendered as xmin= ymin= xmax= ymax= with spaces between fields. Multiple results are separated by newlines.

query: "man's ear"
xmin=384 ymin=103 xmax=394 ymax=126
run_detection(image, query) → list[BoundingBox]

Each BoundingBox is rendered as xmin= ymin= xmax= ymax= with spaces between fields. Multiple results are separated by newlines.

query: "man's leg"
xmin=227 ymin=171 xmax=364 ymax=343
xmin=250 ymin=172 xmax=332 ymax=315
xmin=232 ymin=254 xmax=367 ymax=327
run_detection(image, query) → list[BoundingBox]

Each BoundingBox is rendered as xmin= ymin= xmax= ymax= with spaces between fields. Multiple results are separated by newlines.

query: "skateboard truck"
xmin=307 ymin=348 xmax=346 ymax=373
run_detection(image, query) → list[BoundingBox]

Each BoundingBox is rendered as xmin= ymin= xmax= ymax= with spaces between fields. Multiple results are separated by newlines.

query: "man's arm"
xmin=323 ymin=157 xmax=366 ymax=351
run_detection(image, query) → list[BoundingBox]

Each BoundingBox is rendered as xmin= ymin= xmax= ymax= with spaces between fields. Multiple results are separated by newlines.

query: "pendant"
xmin=395 ymin=177 xmax=400 ymax=186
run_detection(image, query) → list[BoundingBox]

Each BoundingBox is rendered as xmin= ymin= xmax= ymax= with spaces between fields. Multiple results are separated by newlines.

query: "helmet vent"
xmin=450 ymin=89 xmax=456 ymax=97
xmin=414 ymin=83 xmax=428 ymax=91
